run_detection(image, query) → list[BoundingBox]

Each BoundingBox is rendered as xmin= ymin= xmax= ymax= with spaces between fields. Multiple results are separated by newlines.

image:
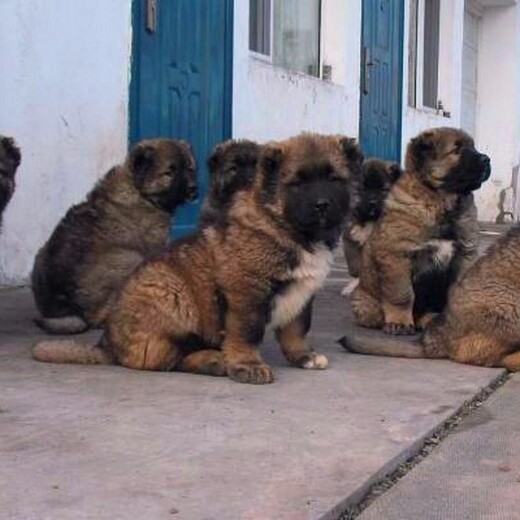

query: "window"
xmin=249 ymin=0 xmax=322 ymax=78
xmin=249 ymin=0 xmax=271 ymax=56
xmin=409 ymin=0 xmax=442 ymax=110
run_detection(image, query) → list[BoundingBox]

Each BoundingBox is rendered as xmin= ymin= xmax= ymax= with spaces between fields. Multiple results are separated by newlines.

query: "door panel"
xmin=360 ymin=0 xmax=404 ymax=162
xmin=130 ymin=0 xmax=233 ymax=237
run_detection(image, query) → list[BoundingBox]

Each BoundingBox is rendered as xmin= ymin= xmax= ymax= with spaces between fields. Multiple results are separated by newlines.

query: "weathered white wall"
xmin=232 ymin=0 xmax=361 ymax=142
xmin=401 ymin=0 xmax=465 ymax=157
xmin=0 ymin=1 xmax=132 ymax=285
xmin=474 ymin=3 xmax=520 ymax=221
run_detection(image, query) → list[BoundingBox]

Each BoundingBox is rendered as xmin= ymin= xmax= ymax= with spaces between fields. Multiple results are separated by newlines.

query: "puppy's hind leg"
xmin=350 ymin=287 xmax=384 ymax=329
xmin=501 ymin=351 xmax=520 ymax=372
xmin=448 ymin=333 xmax=508 ymax=368
xmin=34 ymin=316 xmax=90 ymax=335
xmin=179 ymin=350 xmax=227 ymax=376
xmin=117 ymin=333 xmax=181 ymax=371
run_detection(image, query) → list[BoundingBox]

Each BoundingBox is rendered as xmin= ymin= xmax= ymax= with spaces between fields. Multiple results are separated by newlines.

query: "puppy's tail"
xmin=338 ymin=334 xmax=426 ymax=358
xmin=32 ymin=339 xmax=114 ymax=365
xmin=34 ymin=316 xmax=90 ymax=335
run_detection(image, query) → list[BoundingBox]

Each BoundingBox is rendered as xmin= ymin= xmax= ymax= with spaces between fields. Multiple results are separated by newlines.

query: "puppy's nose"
xmin=186 ymin=184 xmax=198 ymax=201
xmin=479 ymin=154 xmax=490 ymax=167
xmin=315 ymin=199 xmax=330 ymax=214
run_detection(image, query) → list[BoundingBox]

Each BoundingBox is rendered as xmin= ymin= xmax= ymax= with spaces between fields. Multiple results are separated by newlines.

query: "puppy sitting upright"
xmin=33 ymin=134 xmax=361 ymax=384
xmin=32 ymin=139 xmax=197 ymax=334
xmin=342 ymin=158 xmax=401 ymax=294
xmin=351 ymin=127 xmax=490 ymax=335
xmin=199 ymin=139 xmax=261 ymax=227
xmin=0 ymin=136 xmax=21 ymax=228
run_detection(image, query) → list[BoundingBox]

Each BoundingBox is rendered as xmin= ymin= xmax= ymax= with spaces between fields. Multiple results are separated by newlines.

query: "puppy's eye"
xmin=287 ymin=180 xmax=302 ymax=189
xmin=452 ymin=141 xmax=465 ymax=154
xmin=329 ymin=175 xmax=345 ymax=183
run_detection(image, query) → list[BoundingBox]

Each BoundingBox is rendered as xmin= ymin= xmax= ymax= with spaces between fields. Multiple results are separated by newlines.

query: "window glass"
xmin=423 ymin=0 xmax=440 ymax=108
xmin=273 ymin=0 xmax=321 ymax=77
xmin=249 ymin=0 xmax=271 ymax=55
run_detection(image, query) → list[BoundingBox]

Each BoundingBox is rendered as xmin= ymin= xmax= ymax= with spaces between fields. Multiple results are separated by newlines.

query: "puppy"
xmin=0 ymin=136 xmax=21 ymax=227
xmin=351 ymin=127 xmax=490 ymax=335
xmin=31 ymin=139 xmax=197 ymax=334
xmin=199 ymin=139 xmax=261 ymax=227
xmin=342 ymin=224 xmax=520 ymax=371
xmin=32 ymin=133 xmax=362 ymax=384
xmin=342 ymin=158 xmax=402 ymax=295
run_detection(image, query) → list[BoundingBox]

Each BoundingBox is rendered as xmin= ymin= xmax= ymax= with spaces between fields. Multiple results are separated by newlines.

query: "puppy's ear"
xmin=129 ymin=143 xmax=156 ymax=188
xmin=387 ymin=162 xmax=403 ymax=183
xmin=207 ymin=143 xmax=225 ymax=175
xmin=339 ymin=137 xmax=364 ymax=172
xmin=409 ymin=131 xmax=435 ymax=167
xmin=1 ymin=137 xmax=21 ymax=170
xmin=260 ymin=145 xmax=283 ymax=202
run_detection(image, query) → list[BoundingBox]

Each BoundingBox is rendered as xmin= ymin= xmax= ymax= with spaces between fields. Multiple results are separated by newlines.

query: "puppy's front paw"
xmin=341 ymin=278 xmax=359 ymax=297
xmin=298 ymin=352 xmax=329 ymax=370
xmin=227 ymin=362 xmax=275 ymax=384
xmin=383 ymin=322 xmax=416 ymax=335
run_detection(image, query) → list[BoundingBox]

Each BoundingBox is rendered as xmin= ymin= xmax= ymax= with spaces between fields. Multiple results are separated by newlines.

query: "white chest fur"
xmin=269 ymin=245 xmax=333 ymax=329
xmin=426 ymin=239 xmax=455 ymax=268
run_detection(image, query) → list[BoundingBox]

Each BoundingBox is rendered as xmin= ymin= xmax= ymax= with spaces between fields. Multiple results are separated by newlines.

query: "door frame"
xmin=359 ymin=0 xmax=405 ymax=162
xmin=128 ymin=0 xmax=234 ymax=146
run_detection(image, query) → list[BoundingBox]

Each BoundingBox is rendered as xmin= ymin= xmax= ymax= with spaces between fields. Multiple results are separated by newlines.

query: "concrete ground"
xmin=0 ymin=241 xmax=510 ymax=520
xmin=359 ymin=375 xmax=520 ymax=520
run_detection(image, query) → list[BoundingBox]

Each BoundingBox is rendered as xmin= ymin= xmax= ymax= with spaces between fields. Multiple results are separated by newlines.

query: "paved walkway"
xmin=359 ymin=375 xmax=520 ymax=520
xmin=0 ymin=272 xmax=505 ymax=519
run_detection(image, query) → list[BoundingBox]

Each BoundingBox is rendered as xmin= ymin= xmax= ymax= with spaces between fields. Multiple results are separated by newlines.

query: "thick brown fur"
xmin=342 ymin=159 xmax=401 ymax=292
xmin=32 ymin=133 xmax=362 ymax=384
xmin=31 ymin=139 xmax=197 ymax=334
xmin=199 ymin=139 xmax=261 ymax=227
xmin=350 ymin=127 xmax=490 ymax=335
xmin=342 ymin=224 xmax=520 ymax=371
xmin=0 ymin=136 xmax=21 ymax=228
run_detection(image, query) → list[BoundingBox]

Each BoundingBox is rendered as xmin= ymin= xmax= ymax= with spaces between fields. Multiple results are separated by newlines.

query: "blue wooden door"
xmin=359 ymin=0 xmax=404 ymax=162
xmin=130 ymin=0 xmax=233 ymax=238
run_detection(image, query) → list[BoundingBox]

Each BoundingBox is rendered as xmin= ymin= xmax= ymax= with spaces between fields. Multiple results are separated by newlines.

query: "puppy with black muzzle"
xmin=350 ymin=127 xmax=490 ymax=335
xmin=342 ymin=224 xmax=520 ymax=371
xmin=0 ymin=136 xmax=21 ymax=228
xmin=342 ymin=158 xmax=402 ymax=295
xmin=31 ymin=139 xmax=197 ymax=334
xmin=199 ymin=139 xmax=261 ymax=227
xmin=32 ymin=133 xmax=362 ymax=384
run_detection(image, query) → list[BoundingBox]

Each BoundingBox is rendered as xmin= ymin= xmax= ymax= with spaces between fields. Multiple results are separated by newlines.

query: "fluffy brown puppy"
xmin=31 ymin=139 xmax=197 ymax=334
xmin=33 ymin=133 xmax=362 ymax=384
xmin=342 ymin=224 xmax=520 ymax=371
xmin=342 ymin=158 xmax=401 ymax=294
xmin=199 ymin=139 xmax=261 ymax=227
xmin=350 ymin=127 xmax=490 ymax=335
xmin=0 ymin=136 xmax=21 ymax=227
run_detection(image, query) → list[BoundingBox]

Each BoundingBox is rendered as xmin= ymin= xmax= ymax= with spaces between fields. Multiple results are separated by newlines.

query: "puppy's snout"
xmin=479 ymin=154 xmax=491 ymax=180
xmin=186 ymin=183 xmax=198 ymax=201
xmin=479 ymin=154 xmax=490 ymax=166
xmin=315 ymin=198 xmax=330 ymax=215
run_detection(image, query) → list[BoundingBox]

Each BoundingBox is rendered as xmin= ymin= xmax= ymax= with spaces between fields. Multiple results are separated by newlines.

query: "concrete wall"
xmin=232 ymin=0 xmax=362 ymax=142
xmin=0 ymin=1 xmax=132 ymax=285
xmin=474 ymin=3 xmax=520 ymax=221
